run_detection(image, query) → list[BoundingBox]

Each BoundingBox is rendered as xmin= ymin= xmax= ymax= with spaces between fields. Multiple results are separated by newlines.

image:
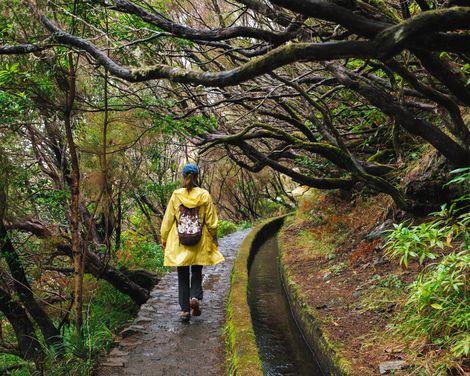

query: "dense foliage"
xmin=385 ymin=169 xmax=470 ymax=374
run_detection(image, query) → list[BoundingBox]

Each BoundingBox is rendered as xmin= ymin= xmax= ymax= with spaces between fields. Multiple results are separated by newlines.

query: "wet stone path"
xmin=98 ymin=229 xmax=250 ymax=376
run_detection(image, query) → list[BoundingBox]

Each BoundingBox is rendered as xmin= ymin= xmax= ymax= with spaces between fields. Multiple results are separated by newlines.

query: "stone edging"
xmin=225 ymin=215 xmax=287 ymax=376
xmin=278 ymin=223 xmax=353 ymax=376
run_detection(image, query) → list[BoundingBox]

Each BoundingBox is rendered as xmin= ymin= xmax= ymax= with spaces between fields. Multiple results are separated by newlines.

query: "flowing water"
xmin=248 ymin=234 xmax=324 ymax=376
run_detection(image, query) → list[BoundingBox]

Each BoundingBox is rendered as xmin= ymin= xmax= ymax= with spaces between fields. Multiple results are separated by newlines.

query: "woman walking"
xmin=160 ymin=163 xmax=224 ymax=322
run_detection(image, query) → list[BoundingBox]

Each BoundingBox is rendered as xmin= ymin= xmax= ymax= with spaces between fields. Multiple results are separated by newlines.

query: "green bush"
xmin=398 ymin=251 xmax=469 ymax=368
xmin=0 ymin=354 xmax=31 ymax=376
xmin=41 ymin=280 xmax=136 ymax=376
xmin=384 ymin=220 xmax=451 ymax=268
xmin=117 ymin=230 xmax=168 ymax=274
xmin=217 ymin=220 xmax=237 ymax=238
xmin=385 ymin=168 xmax=470 ymax=268
xmin=88 ymin=280 xmax=137 ymax=331
xmin=238 ymin=220 xmax=252 ymax=230
xmin=258 ymin=198 xmax=285 ymax=217
xmin=387 ymin=168 xmax=470 ymax=373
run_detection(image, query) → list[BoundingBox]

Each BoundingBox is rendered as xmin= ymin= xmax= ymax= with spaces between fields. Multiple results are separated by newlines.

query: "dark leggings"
xmin=177 ymin=265 xmax=203 ymax=313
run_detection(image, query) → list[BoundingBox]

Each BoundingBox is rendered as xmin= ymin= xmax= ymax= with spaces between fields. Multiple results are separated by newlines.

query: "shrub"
xmin=385 ymin=168 xmax=470 ymax=269
xmin=398 ymin=251 xmax=469 ymax=371
xmin=387 ymin=168 xmax=470 ymax=373
xmin=238 ymin=220 xmax=251 ymax=230
xmin=116 ymin=230 xmax=167 ymax=274
xmin=217 ymin=219 xmax=237 ymax=238
xmin=384 ymin=220 xmax=451 ymax=268
xmin=27 ymin=280 xmax=138 ymax=376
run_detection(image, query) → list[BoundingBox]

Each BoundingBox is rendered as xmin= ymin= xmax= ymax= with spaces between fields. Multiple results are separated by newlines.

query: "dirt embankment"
xmin=279 ymin=192 xmax=422 ymax=376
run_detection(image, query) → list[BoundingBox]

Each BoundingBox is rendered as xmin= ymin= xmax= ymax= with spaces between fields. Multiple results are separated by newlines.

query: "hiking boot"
xmin=190 ymin=298 xmax=201 ymax=316
xmin=179 ymin=311 xmax=190 ymax=322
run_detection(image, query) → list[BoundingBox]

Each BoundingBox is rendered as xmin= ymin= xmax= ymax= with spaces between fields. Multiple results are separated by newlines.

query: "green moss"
xmin=358 ymin=0 xmax=401 ymax=22
xmin=225 ymin=223 xmax=265 ymax=375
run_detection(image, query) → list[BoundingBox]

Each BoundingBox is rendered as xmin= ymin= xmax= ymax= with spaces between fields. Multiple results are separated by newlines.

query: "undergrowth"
xmin=117 ymin=229 xmax=168 ymax=274
xmin=44 ymin=280 xmax=136 ymax=376
xmin=385 ymin=168 xmax=470 ymax=375
xmin=1 ymin=280 xmax=136 ymax=376
xmin=218 ymin=219 xmax=238 ymax=238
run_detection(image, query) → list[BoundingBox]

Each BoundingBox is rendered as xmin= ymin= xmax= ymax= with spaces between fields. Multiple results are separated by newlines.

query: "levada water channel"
xmin=248 ymin=233 xmax=324 ymax=376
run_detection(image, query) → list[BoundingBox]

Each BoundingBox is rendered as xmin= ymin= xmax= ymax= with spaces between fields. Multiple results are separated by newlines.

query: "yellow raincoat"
xmin=160 ymin=187 xmax=224 ymax=267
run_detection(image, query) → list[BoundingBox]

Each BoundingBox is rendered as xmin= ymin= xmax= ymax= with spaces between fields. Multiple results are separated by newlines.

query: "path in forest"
xmin=98 ymin=229 xmax=250 ymax=376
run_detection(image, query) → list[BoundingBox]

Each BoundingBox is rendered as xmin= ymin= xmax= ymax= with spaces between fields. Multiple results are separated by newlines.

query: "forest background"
xmin=0 ymin=0 xmax=468 ymax=374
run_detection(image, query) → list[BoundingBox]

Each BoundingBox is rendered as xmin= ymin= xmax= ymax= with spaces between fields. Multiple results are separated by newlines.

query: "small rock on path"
xmin=98 ymin=229 xmax=250 ymax=376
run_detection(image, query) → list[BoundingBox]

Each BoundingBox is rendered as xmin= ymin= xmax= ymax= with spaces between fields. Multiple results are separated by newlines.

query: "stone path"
xmin=98 ymin=229 xmax=250 ymax=376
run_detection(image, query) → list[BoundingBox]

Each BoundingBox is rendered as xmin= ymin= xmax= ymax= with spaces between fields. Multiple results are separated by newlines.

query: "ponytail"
xmin=183 ymin=173 xmax=199 ymax=192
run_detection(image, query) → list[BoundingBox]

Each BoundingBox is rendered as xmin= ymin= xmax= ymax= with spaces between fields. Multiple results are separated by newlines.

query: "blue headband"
xmin=182 ymin=163 xmax=199 ymax=176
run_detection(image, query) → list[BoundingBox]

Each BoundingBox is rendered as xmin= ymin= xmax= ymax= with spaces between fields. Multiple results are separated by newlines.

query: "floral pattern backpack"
xmin=177 ymin=204 xmax=203 ymax=245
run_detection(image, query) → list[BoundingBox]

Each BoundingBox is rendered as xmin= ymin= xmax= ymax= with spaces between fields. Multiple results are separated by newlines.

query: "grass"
xmin=0 ymin=354 xmax=31 ymax=376
xmin=0 ymin=278 xmax=137 ymax=376
xmin=357 ymin=284 xmax=405 ymax=314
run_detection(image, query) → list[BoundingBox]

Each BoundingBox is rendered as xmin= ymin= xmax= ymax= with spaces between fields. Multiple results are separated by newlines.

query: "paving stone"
xmin=120 ymin=325 xmax=147 ymax=338
xmin=119 ymin=338 xmax=143 ymax=348
xmin=101 ymin=360 xmax=126 ymax=367
xmin=109 ymin=349 xmax=129 ymax=357
xmin=133 ymin=316 xmax=153 ymax=324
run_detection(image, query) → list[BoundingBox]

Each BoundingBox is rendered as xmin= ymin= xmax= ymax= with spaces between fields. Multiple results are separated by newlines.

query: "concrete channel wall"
xmin=225 ymin=216 xmax=286 ymax=376
xmin=226 ymin=214 xmax=349 ymax=376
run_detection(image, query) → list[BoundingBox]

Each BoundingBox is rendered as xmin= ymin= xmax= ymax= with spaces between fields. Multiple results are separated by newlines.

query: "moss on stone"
xmin=225 ymin=215 xmax=290 ymax=375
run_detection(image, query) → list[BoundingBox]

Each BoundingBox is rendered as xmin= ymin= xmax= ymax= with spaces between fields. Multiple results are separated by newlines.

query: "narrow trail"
xmin=98 ymin=229 xmax=250 ymax=376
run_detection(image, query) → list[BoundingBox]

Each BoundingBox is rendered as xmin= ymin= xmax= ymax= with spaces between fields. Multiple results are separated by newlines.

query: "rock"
xmin=146 ymin=297 xmax=159 ymax=304
xmin=366 ymin=219 xmax=393 ymax=240
xmin=119 ymin=337 xmax=143 ymax=348
xmin=109 ymin=348 xmax=129 ymax=357
xmin=120 ymin=325 xmax=146 ymax=338
xmin=372 ymin=256 xmax=387 ymax=266
xmin=140 ymin=304 xmax=156 ymax=312
xmin=379 ymin=360 xmax=407 ymax=374
xmin=134 ymin=316 xmax=153 ymax=324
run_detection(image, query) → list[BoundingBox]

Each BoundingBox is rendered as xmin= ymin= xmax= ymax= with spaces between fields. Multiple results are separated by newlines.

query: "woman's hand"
xmin=212 ymin=235 xmax=218 ymax=247
xmin=162 ymin=241 xmax=166 ymax=250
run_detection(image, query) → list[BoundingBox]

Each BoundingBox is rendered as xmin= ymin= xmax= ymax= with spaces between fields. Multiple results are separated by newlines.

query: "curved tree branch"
xmin=111 ymin=0 xmax=297 ymax=43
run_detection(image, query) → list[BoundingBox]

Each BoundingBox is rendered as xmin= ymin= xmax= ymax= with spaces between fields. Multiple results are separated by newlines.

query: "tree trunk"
xmin=0 ymin=222 xmax=62 ymax=348
xmin=64 ymin=51 xmax=83 ymax=334
xmin=54 ymin=242 xmax=153 ymax=305
xmin=0 ymin=285 xmax=43 ymax=362
xmin=115 ymin=187 xmax=122 ymax=251
xmin=82 ymin=248 xmax=154 ymax=304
